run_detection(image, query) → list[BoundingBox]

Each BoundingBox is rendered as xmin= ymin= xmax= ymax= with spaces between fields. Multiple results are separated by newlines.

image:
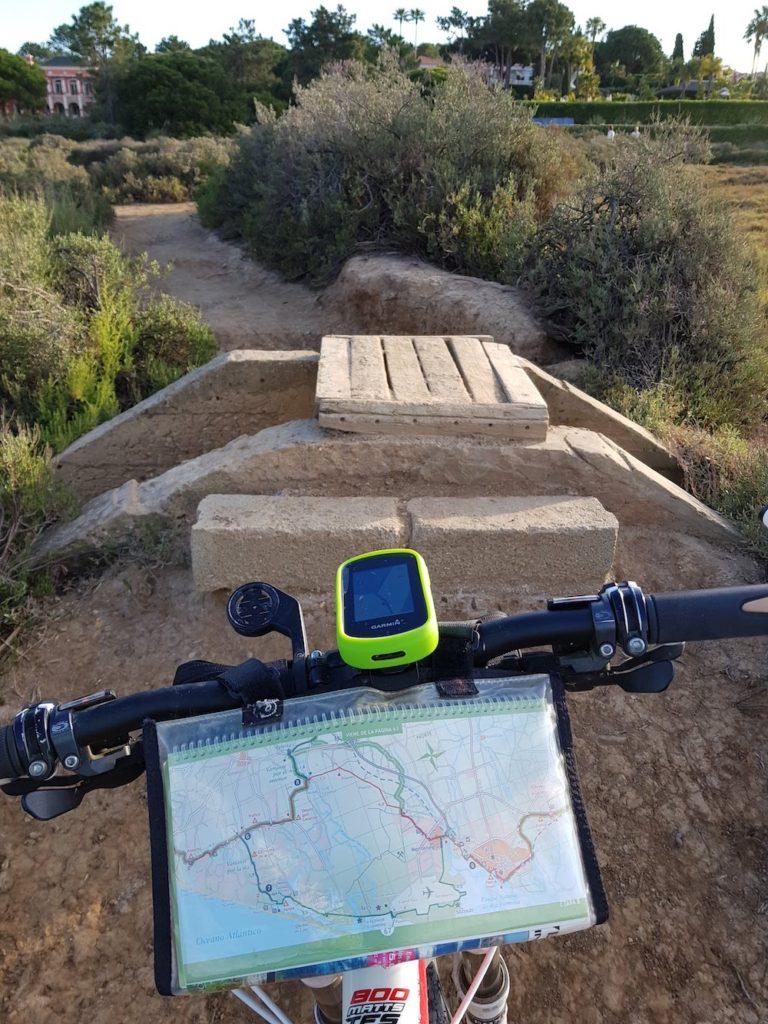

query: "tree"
xmin=155 ymin=36 xmax=190 ymax=53
xmin=692 ymin=15 xmax=715 ymax=58
xmin=528 ymin=0 xmax=575 ymax=87
xmin=114 ymin=51 xmax=248 ymax=136
xmin=436 ymin=7 xmax=470 ymax=52
xmin=17 ymin=42 xmax=53 ymax=61
xmin=585 ymin=16 xmax=605 ymax=55
xmin=697 ymin=52 xmax=722 ymax=96
xmin=284 ymin=5 xmax=365 ymax=83
xmin=465 ymin=0 xmax=539 ymax=88
xmin=561 ymin=30 xmax=593 ymax=94
xmin=595 ymin=25 xmax=665 ymax=85
xmin=48 ymin=2 xmax=143 ymax=67
xmin=202 ymin=20 xmax=287 ymax=98
xmin=672 ymin=33 xmax=684 ymax=63
xmin=48 ymin=2 xmax=144 ymax=123
xmin=409 ymin=9 xmax=426 ymax=46
xmin=745 ymin=7 xmax=768 ymax=76
xmin=393 ymin=8 xmax=408 ymax=35
xmin=0 ymin=49 xmax=47 ymax=110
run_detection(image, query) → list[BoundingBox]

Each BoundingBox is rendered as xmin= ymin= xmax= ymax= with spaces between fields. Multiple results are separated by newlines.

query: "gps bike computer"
xmin=336 ymin=549 xmax=439 ymax=670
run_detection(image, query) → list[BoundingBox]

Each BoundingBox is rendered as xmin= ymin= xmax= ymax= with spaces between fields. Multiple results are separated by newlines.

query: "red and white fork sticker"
xmin=343 ymin=961 xmax=428 ymax=1024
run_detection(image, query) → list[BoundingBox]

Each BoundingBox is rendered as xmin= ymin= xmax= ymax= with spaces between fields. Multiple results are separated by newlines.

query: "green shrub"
xmin=0 ymin=135 xmax=112 ymax=232
xmin=669 ymin=425 xmax=768 ymax=560
xmin=0 ymin=198 xmax=215 ymax=452
xmin=0 ymin=115 xmax=118 ymax=141
xmin=0 ymin=419 xmax=74 ymax=649
xmin=528 ymin=100 xmax=768 ymax=126
xmin=39 ymin=234 xmax=214 ymax=449
xmin=204 ymin=55 xmax=583 ymax=285
xmin=124 ymin=294 xmax=216 ymax=400
xmin=0 ymin=197 xmax=84 ymax=420
xmin=524 ymin=120 xmax=768 ymax=428
xmin=89 ymin=136 xmax=234 ymax=203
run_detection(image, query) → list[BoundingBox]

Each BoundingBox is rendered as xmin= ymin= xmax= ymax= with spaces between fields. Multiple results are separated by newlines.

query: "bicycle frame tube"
xmin=301 ymin=960 xmax=428 ymax=1024
xmin=342 ymin=961 xmax=428 ymax=1024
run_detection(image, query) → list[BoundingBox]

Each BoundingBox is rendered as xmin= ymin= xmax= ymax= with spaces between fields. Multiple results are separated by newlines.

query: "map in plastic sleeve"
xmin=153 ymin=676 xmax=601 ymax=991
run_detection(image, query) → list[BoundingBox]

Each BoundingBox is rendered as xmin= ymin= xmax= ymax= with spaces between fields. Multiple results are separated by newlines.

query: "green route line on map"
xmin=175 ymin=733 xmax=561 ymax=920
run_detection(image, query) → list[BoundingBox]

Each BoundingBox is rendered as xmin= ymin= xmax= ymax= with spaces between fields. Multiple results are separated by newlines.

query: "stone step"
xmin=33 ymin=421 xmax=735 ymax=571
xmin=191 ymin=494 xmax=619 ymax=596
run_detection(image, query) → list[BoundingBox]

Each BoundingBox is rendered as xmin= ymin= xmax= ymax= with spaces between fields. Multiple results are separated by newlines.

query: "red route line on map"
xmin=177 ymin=763 xmax=561 ymax=883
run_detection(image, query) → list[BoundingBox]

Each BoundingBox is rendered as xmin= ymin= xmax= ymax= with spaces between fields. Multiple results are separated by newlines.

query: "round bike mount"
xmin=227 ymin=582 xmax=281 ymax=638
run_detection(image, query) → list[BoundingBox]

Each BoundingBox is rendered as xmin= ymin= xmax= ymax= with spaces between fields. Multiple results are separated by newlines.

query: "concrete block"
xmin=511 ymin=354 xmax=681 ymax=481
xmin=32 ymin=479 xmax=156 ymax=565
xmin=35 ymin=420 xmax=737 ymax=570
xmin=53 ymin=350 xmax=319 ymax=500
xmin=408 ymin=496 xmax=619 ymax=594
xmin=191 ymin=495 xmax=407 ymax=592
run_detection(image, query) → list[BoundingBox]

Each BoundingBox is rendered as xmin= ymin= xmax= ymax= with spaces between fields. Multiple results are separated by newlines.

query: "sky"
xmin=1 ymin=1 xmax=761 ymax=74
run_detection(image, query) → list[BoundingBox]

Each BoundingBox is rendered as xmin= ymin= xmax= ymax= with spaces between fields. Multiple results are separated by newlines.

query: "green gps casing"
xmin=336 ymin=549 xmax=439 ymax=670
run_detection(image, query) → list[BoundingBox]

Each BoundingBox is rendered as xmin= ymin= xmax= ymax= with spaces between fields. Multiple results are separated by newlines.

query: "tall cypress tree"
xmin=693 ymin=15 xmax=715 ymax=57
xmin=672 ymin=33 xmax=684 ymax=62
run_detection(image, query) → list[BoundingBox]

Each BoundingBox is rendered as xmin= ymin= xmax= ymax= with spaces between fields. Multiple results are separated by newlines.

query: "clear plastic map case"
xmin=144 ymin=675 xmax=607 ymax=995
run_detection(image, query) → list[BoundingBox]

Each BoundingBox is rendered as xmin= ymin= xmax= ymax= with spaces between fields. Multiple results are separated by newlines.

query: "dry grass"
xmin=699 ymin=164 xmax=768 ymax=266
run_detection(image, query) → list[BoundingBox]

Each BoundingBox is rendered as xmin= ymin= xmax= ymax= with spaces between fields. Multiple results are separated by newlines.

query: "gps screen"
xmin=352 ymin=562 xmax=416 ymax=622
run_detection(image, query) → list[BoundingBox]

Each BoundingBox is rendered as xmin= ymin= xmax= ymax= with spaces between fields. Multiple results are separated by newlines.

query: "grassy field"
xmin=701 ymin=164 xmax=768 ymax=257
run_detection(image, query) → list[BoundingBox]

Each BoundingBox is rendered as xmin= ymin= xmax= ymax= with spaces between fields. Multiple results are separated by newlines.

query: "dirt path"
xmin=113 ymin=204 xmax=334 ymax=351
xmin=0 ymin=529 xmax=766 ymax=1024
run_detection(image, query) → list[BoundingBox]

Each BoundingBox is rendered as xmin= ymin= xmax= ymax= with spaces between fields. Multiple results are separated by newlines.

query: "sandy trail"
xmin=112 ymin=203 xmax=333 ymax=351
xmin=0 ymin=528 xmax=766 ymax=1024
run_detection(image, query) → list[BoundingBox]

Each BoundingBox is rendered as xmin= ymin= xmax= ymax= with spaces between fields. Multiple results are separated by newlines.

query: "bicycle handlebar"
xmin=646 ymin=586 xmax=768 ymax=644
xmin=2 ymin=581 xmax=768 ymax=790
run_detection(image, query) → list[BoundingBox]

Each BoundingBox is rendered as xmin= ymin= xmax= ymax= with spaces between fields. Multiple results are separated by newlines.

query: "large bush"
xmin=0 ymin=135 xmax=113 ymax=232
xmin=524 ymin=121 xmax=768 ymax=428
xmin=0 ymin=133 xmax=234 ymax=209
xmin=201 ymin=55 xmax=583 ymax=284
xmin=0 ymin=196 xmax=84 ymax=417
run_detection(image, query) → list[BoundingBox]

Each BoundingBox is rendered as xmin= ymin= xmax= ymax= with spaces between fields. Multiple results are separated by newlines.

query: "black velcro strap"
xmin=218 ymin=659 xmax=285 ymax=705
xmin=432 ymin=633 xmax=477 ymax=681
xmin=172 ymin=660 xmax=233 ymax=686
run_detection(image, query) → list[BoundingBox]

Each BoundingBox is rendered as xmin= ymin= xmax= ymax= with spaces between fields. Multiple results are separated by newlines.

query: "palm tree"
xmin=745 ymin=7 xmax=768 ymax=77
xmin=409 ymin=8 xmax=426 ymax=46
xmin=585 ymin=16 xmax=606 ymax=56
xmin=393 ymin=8 xmax=408 ymax=37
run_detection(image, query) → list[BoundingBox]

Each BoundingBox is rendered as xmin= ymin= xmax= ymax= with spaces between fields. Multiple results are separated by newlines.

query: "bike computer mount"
xmin=227 ymin=582 xmax=308 ymax=659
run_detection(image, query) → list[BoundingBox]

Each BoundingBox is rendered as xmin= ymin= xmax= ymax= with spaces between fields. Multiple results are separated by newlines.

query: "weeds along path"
xmin=112 ymin=203 xmax=329 ymax=351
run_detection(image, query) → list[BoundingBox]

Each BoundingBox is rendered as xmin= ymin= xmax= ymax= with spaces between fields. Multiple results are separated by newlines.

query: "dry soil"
xmin=0 ymin=208 xmax=766 ymax=1024
xmin=1 ymin=527 xmax=766 ymax=1024
xmin=112 ymin=204 xmax=330 ymax=351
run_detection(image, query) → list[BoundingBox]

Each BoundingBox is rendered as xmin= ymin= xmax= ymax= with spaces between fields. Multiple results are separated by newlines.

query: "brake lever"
xmin=562 ymin=643 xmax=685 ymax=693
xmin=2 ymin=747 xmax=146 ymax=821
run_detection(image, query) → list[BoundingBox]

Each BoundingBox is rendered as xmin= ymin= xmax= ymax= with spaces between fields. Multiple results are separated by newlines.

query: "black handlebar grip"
xmin=0 ymin=722 xmax=23 ymax=783
xmin=648 ymin=586 xmax=768 ymax=645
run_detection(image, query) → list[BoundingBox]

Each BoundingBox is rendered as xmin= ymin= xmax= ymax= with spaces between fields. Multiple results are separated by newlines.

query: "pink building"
xmin=40 ymin=57 xmax=95 ymax=117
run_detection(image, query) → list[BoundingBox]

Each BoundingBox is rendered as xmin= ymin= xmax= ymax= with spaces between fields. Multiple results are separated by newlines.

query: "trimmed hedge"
xmin=528 ymin=100 xmax=768 ymax=126
xmin=707 ymin=124 xmax=768 ymax=143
